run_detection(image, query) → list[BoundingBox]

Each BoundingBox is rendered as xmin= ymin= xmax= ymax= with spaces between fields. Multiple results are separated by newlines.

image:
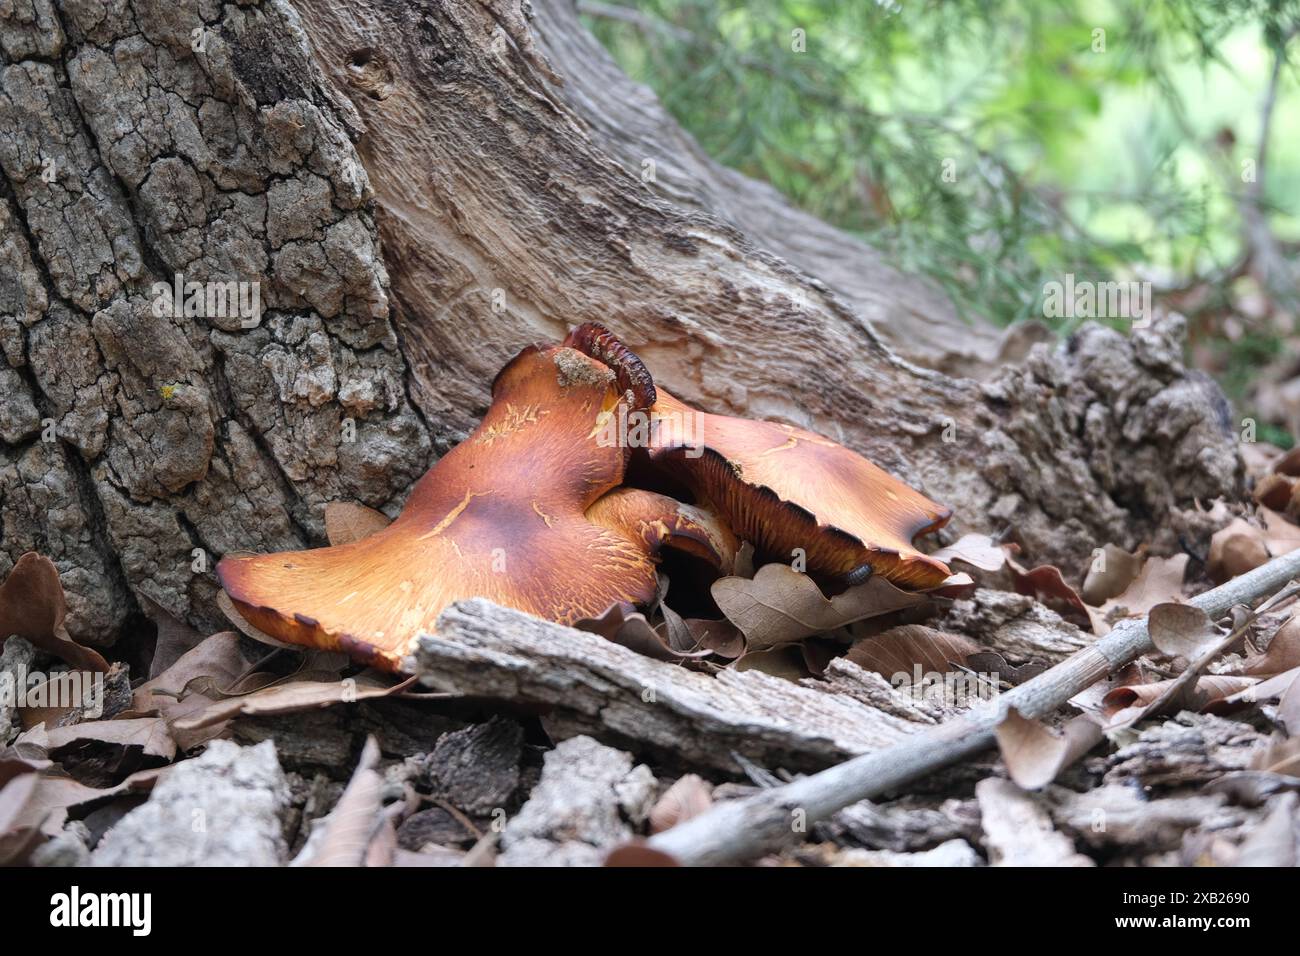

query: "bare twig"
xmin=645 ymin=548 xmax=1300 ymax=866
xmin=1109 ymin=581 xmax=1300 ymax=733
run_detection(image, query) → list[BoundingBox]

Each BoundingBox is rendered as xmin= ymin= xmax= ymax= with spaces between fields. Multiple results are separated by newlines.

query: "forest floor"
xmin=3 ymin=434 xmax=1300 ymax=867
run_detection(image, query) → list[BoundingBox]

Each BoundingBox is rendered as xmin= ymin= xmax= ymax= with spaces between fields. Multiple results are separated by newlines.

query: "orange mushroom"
xmin=217 ymin=341 xmax=735 ymax=671
xmin=564 ymin=323 xmax=952 ymax=590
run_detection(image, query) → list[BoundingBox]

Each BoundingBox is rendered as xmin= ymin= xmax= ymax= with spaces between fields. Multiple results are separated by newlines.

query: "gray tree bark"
xmin=0 ymin=0 xmax=1242 ymax=644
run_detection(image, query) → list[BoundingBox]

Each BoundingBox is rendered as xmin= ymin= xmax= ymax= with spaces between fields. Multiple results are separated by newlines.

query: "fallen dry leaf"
xmin=966 ymin=651 xmax=1047 ymax=686
xmin=137 ymin=593 xmax=206 ymax=680
xmin=995 ymin=708 xmax=1104 ymax=789
xmin=19 ymin=716 xmax=177 ymax=762
xmin=307 ymin=736 xmax=384 ymax=867
xmin=847 ymin=624 xmax=983 ymax=680
xmin=1239 ymin=616 xmax=1300 ymax=676
xmin=12 ymin=766 xmax=165 ymax=846
xmin=1235 ymin=794 xmax=1298 ymax=866
xmin=800 ymin=636 xmax=842 ymax=676
xmin=1102 ymin=675 xmax=1257 ymax=722
xmin=172 ymin=673 xmax=413 ymax=731
xmin=1005 ymin=556 xmax=1090 ymax=622
xmin=684 ymin=618 xmax=745 ymax=659
xmin=1099 ymin=554 xmax=1190 ymax=620
xmin=1080 ymin=544 xmax=1144 ymax=607
xmin=324 ymin=501 xmax=392 ymax=546
xmin=573 ymin=603 xmax=710 ymax=661
xmin=649 ymin=774 xmax=713 ymax=834
xmin=0 ymin=553 xmax=109 ymax=673
xmin=929 ymin=534 xmax=1007 ymax=572
xmin=1148 ymin=603 xmax=1225 ymax=660
xmin=1260 ymin=507 xmax=1300 ymax=556
xmin=128 ymin=631 xmax=258 ymax=750
xmin=1207 ymin=518 xmax=1270 ymax=582
xmin=711 ymin=563 xmax=928 ymax=649
xmin=1250 ymin=734 xmax=1300 ymax=777
xmin=0 ymin=759 xmax=44 ymax=865
xmin=731 ymin=645 xmax=811 ymax=680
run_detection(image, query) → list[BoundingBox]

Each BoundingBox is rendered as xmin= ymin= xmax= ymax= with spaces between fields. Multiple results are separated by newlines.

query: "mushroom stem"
xmin=586 ymin=487 xmax=738 ymax=574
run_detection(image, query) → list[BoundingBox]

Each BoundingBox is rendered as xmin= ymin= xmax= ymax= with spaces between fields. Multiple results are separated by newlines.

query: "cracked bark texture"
xmin=0 ymin=0 xmax=430 ymax=639
xmin=1 ymin=0 xmax=1243 ymax=643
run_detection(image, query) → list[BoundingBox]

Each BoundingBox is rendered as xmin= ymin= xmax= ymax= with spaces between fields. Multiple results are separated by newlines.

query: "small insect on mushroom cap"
xmin=216 ymin=341 xmax=734 ymax=670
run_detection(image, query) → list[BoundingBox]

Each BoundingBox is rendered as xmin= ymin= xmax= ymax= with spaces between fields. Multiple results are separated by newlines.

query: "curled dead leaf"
xmin=573 ymin=603 xmax=710 ymax=661
xmin=1098 ymin=554 xmax=1190 ymax=621
xmin=1238 ymin=616 xmax=1300 ymax=676
xmin=1080 ymin=544 xmax=1143 ymax=607
xmin=1147 ymin=603 xmax=1225 ymax=661
xmin=995 ymin=708 xmax=1104 ymax=789
xmin=0 ymin=553 xmax=108 ymax=673
xmin=1260 ymin=507 xmax=1300 ymax=557
xmin=1004 ymin=555 xmax=1090 ymax=623
xmin=711 ymin=563 xmax=929 ymax=650
xmin=172 ymin=673 xmax=415 ymax=732
xmin=731 ymin=645 xmax=810 ymax=681
xmin=847 ymin=624 xmax=983 ymax=681
xmin=20 ymin=716 xmax=177 ymax=762
xmin=1207 ymin=519 xmax=1270 ymax=583
xmin=648 ymin=774 xmax=713 ymax=834
xmin=929 ymin=534 xmax=1007 ymax=572
xmin=306 ymin=736 xmax=385 ymax=867
xmin=1250 ymin=734 xmax=1300 ymax=777
xmin=1102 ymin=675 xmax=1257 ymax=722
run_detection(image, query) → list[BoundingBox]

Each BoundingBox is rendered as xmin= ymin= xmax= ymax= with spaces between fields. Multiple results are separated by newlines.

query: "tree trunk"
xmin=0 ymin=0 xmax=1243 ymax=643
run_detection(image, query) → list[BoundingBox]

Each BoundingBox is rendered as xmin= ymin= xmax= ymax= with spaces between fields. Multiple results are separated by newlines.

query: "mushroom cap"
xmin=217 ymin=344 xmax=732 ymax=670
xmin=645 ymin=388 xmax=952 ymax=588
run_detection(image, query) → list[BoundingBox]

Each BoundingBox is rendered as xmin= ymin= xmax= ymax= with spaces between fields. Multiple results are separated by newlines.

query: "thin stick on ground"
xmin=643 ymin=548 xmax=1300 ymax=867
xmin=1110 ymin=581 xmax=1300 ymax=734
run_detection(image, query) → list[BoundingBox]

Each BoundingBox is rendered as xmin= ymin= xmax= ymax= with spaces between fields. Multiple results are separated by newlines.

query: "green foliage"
xmin=585 ymin=0 xmax=1300 ymax=330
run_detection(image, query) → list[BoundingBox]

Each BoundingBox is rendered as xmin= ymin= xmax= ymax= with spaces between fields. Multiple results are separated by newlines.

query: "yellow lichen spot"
xmin=160 ymin=383 xmax=178 ymax=401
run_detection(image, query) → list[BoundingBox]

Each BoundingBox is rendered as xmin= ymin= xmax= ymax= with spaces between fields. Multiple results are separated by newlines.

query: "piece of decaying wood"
xmin=645 ymin=547 xmax=1300 ymax=866
xmin=975 ymin=778 xmax=1094 ymax=867
xmin=497 ymin=736 xmax=657 ymax=867
xmin=413 ymin=600 xmax=930 ymax=774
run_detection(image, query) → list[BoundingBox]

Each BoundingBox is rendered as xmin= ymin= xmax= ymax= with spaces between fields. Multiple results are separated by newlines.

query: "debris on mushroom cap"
xmin=565 ymin=323 xmax=952 ymax=590
xmin=216 ymin=343 xmax=735 ymax=671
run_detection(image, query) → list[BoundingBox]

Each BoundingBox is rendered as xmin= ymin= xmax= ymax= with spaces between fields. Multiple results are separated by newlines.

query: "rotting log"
xmin=413 ymin=598 xmax=931 ymax=774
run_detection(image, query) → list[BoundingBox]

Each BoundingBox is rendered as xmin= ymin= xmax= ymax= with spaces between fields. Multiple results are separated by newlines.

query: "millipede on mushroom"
xmin=217 ymin=324 xmax=952 ymax=670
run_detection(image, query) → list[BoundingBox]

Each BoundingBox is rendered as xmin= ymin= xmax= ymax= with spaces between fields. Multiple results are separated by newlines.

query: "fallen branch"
xmin=413 ymin=601 xmax=927 ymax=773
xmin=645 ymin=548 xmax=1300 ymax=866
